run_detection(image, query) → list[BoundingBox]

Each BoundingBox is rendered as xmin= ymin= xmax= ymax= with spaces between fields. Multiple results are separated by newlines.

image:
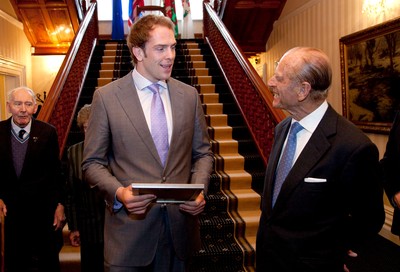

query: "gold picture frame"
xmin=339 ymin=17 xmax=400 ymax=134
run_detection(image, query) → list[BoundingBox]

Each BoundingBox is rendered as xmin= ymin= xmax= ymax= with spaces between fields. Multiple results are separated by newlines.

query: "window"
xmin=96 ymin=0 xmax=203 ymax=21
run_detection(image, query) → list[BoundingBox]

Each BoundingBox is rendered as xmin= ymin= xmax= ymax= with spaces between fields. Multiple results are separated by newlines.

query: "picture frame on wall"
xmin=339 ymin=16 xmax=400 ymax=134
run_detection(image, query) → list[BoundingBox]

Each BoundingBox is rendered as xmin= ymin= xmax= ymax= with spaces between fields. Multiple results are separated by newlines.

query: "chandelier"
xmin=362 ymin=0 xmax=397 ymax=17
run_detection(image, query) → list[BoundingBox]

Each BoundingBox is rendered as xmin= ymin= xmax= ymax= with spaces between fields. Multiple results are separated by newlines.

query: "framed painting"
xmin=339 ymin=17 xmax=400 ymax=134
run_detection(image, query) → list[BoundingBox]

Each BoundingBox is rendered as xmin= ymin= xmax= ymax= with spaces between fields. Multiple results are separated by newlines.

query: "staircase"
xmin=61 ymin=39 xmax=266 ymax=272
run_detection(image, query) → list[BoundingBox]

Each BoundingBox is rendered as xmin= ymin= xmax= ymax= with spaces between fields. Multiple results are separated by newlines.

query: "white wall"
xmin=0 ymin=9 xmax=31 ymax=121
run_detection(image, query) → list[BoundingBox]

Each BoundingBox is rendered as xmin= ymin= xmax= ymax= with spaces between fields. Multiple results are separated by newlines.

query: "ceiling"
xmin=3 ymin=0 xmax=311 ymax=55
xmin=218 ymin=0 xmax=287 ymax=53
xmin=8 ymin=0 xmax=81 ymax=55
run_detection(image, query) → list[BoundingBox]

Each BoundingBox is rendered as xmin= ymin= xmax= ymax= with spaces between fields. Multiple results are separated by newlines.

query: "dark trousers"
xmin=105 ymin=208 xmax=186 ymax=272
xmin=81 ymin=241 xmax=104 ymax=272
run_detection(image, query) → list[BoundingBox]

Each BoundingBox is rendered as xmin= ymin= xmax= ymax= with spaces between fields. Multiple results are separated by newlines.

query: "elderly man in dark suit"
xmin=82 ymin=15 xmax=213 ymax=272
xmin=256 ymin=47 xmax=385 ymax=272
xmin=0 ymin=86 xmax=66 ymax=272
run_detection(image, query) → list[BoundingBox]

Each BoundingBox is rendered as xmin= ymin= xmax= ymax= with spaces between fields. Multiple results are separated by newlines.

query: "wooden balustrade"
xmin=203 ymin=2 xmax=286 ymax=164
xmin=37 ymin=2 xmax=99 ymax=158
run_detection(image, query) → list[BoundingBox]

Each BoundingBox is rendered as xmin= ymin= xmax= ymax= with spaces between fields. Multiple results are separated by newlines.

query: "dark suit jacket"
xmin=381 ymin=111 xmax=400 ymax=235
xmin=0 ymin=118 xmax=64 ymax=268
xmin=82 ymin=72 xmax=214 ymax=267
xmin=66 ymin=141 xmax=105 ymax=243
xmin=256 ymin=105 xmax=385 ymax=272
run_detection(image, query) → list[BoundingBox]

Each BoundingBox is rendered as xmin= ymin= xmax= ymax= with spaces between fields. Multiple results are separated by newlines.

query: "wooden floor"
xmin=59 ymin=225 xmax=81 ymax=272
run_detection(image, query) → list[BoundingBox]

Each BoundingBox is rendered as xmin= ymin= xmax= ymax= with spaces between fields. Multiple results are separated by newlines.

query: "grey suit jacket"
xmin=256 ymin=105 xmax=385 ymax=271
xmin=82 ymin=72 xmax=213 ymax=266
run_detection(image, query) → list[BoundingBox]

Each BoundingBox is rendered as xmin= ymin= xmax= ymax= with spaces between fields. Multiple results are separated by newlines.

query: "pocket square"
xmin=304 ymin=177 xmax=327 ymax=183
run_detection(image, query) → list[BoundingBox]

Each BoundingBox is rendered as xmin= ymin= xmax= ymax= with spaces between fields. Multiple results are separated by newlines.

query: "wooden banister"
xmin=203 ymin=2 xmax=286 ymax=164
xmin=37 ymin=2 xmax=99 ymax=158
xmin=137 ymin=5 xmax=166 ymax=16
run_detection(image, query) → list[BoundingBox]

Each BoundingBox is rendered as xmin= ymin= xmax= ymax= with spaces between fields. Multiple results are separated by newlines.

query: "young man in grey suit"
xmin=255 ymin=47 xmax=385 ymax=271
xmin=82 ymin=15 xmax=214 ymax=272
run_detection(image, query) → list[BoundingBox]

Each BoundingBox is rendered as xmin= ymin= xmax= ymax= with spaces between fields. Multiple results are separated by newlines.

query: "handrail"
xmin=203 ymin=2 xmax=286 ymax=164
xmin=37 ymin=2 xmax=99 ymax=157
xmin=137 ymin=5 xmax=166 ymax=16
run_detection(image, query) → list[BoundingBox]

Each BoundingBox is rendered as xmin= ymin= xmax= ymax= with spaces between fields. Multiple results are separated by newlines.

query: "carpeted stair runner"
xmin=173 ymin=41 xmax=263 ymax=271
xmin=61 ymin=39 xmax=265 ymax=271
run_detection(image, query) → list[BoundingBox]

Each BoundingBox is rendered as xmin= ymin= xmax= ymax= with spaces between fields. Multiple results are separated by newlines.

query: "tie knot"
xmin=289 ymin=122 xmax=303 ymax=136
xmin=19 ymin=129 xmax=26 ymax=139
xmin=148 ymin=83 xmax=160 ymax=94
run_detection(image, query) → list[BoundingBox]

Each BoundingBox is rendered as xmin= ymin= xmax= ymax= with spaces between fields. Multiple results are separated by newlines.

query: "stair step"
xmin=231 ymin=189 xmax=261 ymax=212
xmin=200 ymin=93 xmax=219 ymax=103
xmin=208 ymin=114 xmax=228 ymax=126
xmin=223 ymin=170 xmax=253 ymax=190
xmin=208 ymin=126 xmax=233 ymax=140
xmin=217 ymin=153 xmax=245 ymax=170
xmin=204 ymin=103 xmax=223 ymax=115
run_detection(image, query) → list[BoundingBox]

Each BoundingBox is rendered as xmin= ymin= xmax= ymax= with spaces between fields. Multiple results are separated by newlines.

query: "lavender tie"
xmin=149 ymin=83 xmax=169 ymax=166
xmin=272 ymin=122 xmax=303 ymax=207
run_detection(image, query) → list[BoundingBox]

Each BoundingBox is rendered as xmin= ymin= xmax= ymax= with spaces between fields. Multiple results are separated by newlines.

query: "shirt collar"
xmin=132 ymin=69 xmax=168 ymax=91
xmin=296 ymin=100 xmax=328 ymax=134
xmin=11 ymin=118 xmax=32 ymax=134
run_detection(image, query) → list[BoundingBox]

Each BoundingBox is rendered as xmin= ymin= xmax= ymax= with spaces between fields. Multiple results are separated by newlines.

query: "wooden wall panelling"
xmin=9 ymin=0 xmax=80 ymax=54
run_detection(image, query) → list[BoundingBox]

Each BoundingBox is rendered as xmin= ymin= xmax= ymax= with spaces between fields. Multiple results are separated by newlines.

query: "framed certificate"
xmin=131 ymin=183 xmax=204 ymax=203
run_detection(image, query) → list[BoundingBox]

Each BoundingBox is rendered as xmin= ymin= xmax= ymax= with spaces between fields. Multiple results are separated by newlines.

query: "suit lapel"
xmin=272 ymin=106 xmax=338 ymax=210
xmin=264 ymin=118 xmax=291 ymax=212
xmin=114 ymin=74 xmax=161 ymax=164
xmin=0 ymin=119 xmax=18 ymax=178
xmin=167 ymin=78 xmax=184 ymax=160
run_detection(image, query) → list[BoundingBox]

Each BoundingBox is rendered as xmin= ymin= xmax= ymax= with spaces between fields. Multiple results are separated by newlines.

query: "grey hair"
xmin=7 ymin=86 xmax=37 ymax=104
xmin=285 ymin=47 xmax=332 ymax=101
xmin=77 ymin=104 xmax=92 ymax=130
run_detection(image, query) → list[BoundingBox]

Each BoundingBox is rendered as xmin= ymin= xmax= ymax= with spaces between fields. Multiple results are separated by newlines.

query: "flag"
xmin=112 ymin=0 xmax=124 ymax=39
xmin=164 ymin=0 xmax=179 ymax=37
xmin=182 ymin=0 xmax=190 ymax=18
xmin=128 ymin=0 xmax=144 ymax=28
xmin=181 ymin=0 xmax=193 ymax=38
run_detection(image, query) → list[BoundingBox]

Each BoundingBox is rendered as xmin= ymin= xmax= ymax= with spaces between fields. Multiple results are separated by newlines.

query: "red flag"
xmin=128 ymin=0 xmax=144 ymax=28
xmin=164 ymin=0 xmax=179 ymax=37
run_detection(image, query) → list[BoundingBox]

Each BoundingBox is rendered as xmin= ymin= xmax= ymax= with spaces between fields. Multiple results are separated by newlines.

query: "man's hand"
xmin=344 ymin=250 xmax=358 ymax=272
xmin=116 ymin=185 xmax=156 ymax=214
xmin=69 ymin=230 xmax=81 ymax=247
xmin=53 ymin=203 xmax=66 ymax=230
xmin=0 ymin=199 xmax=7 ymax=217
xmin=394 ymin=192 xmax=400 ymax=208
xmin=179 ymin=192 xmax=206 ymax=215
